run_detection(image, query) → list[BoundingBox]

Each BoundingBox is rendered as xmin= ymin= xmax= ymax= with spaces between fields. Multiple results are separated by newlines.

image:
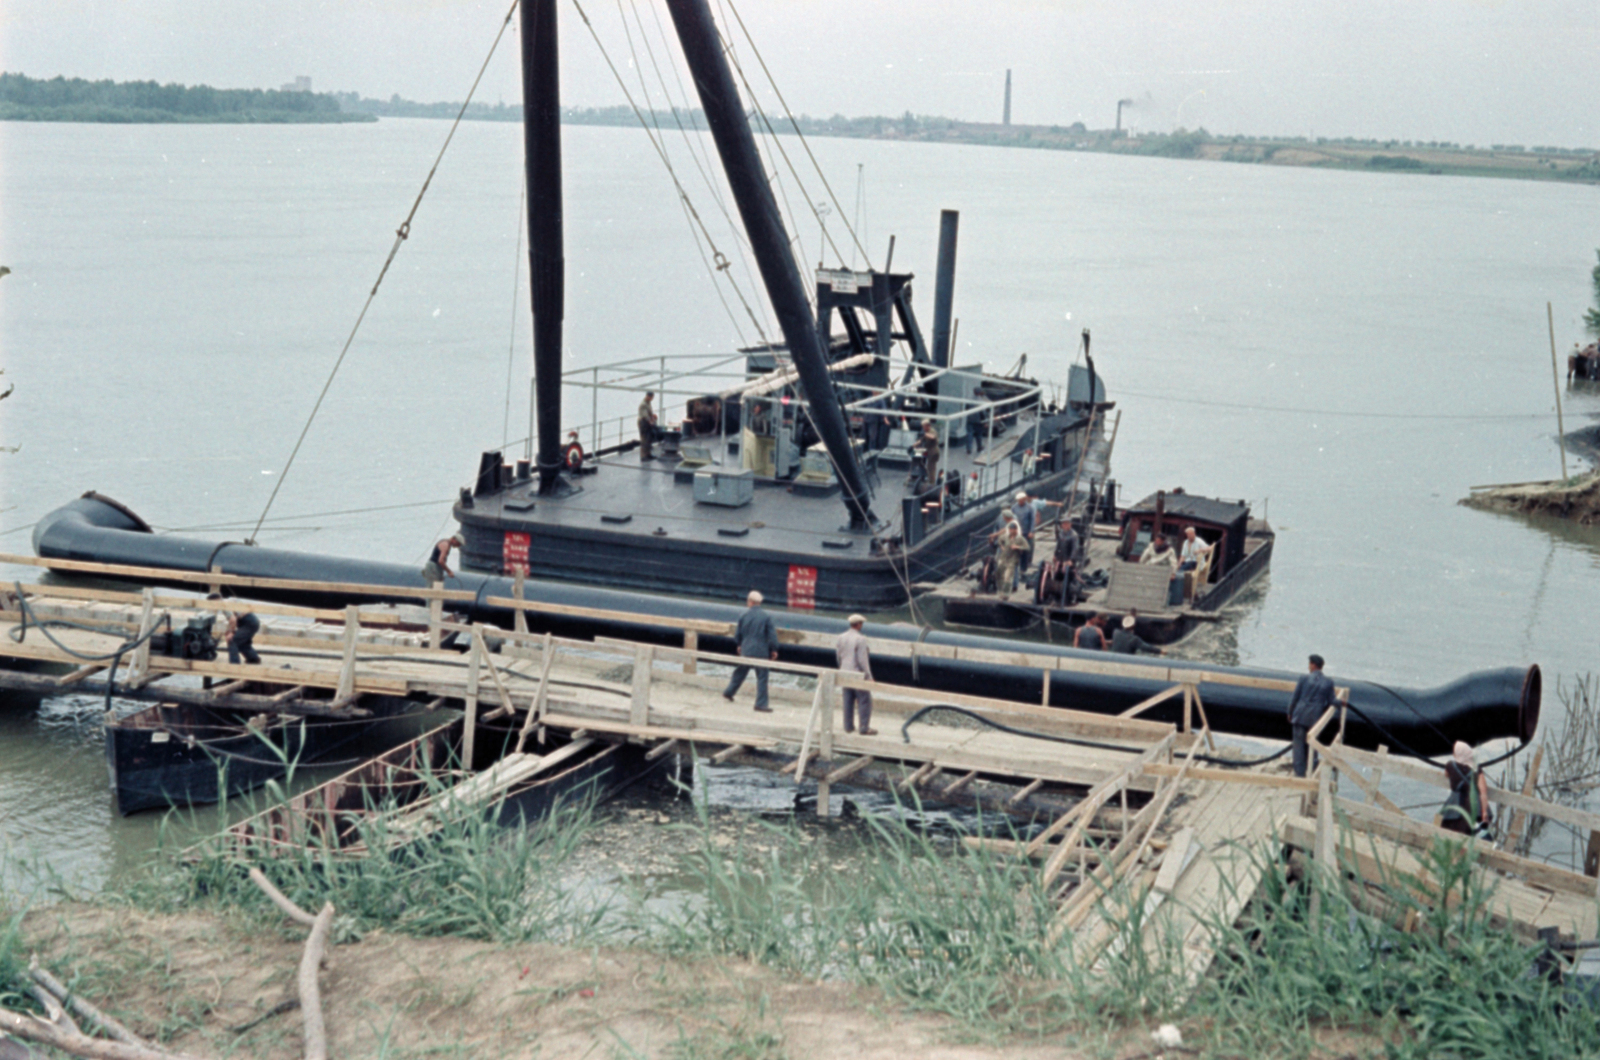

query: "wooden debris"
xmin=249 ymin=868 xmax=334 ymax=1060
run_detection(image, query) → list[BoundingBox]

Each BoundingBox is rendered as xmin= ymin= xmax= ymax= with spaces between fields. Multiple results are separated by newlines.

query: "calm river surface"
xmin=1 ymin=117 xmax=1597 ymax=892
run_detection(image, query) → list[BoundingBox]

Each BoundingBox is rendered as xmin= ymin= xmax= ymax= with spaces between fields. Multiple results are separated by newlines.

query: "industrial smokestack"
xmin=1003 ymin=70 xmax=1012 ymax=126
xmin=1115 ymin=98 xmax=1133 ymax=135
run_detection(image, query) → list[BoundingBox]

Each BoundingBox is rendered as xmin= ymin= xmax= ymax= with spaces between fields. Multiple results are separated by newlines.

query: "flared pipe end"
xmin=1520 ymin=664 xmax=1542 ymax=743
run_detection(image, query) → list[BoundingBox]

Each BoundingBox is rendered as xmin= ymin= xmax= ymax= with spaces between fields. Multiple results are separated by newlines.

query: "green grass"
xmin=127 ymin=752 xmax=608 ymax=947
xmin=73 ymin=765 xmax=1600 ymax=1057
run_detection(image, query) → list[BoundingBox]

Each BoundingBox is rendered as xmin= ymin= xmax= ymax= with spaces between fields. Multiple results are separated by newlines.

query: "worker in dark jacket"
xmin=722 ymin=590 xmax=780 ymax=712
xmin=1110 ymin=613 xmax=1164 ymax=655
xmin=209 ymin=594 xmax=261 ymax=665
xmin=1286 ymin=654 xmax=1336 ymax=777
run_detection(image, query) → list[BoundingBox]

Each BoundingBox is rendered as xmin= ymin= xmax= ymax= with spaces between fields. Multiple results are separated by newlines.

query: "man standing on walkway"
xmin=723 ymin=590 xmax=779 ymax=712
xmin=835 ymin=614 xmax=876 ymax=735
xmin=1287 ymin=654 xmax=1336 ymax=777
xmin=638 ymin=391 xmax=659 ymax=460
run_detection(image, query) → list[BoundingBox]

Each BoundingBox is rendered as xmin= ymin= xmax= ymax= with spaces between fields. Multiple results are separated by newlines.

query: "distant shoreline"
xmin=0 ymin=73 xmax=375 ymax=125
xmin=345 ymin=95 xmax=1600 ymax=186
xmin=7 ymin=76 xmax=1595 ymax=184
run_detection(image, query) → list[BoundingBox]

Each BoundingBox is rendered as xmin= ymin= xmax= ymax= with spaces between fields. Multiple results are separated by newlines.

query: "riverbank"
xmin=18 ymin=904 xmax=1082 ymax=1060
xmin=4 ymin=784 xmax=1596 ymax=1060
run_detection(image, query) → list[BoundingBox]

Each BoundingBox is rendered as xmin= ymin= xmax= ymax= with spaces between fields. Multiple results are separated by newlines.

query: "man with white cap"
xmin=423 ymin=533 xmax=465 ymax=585
xmin=723 ymin=590 xmax=780 ymax=712
xmin=1441 ymin=741 xmax=1491 ymax=836
xmin=1110 ymin=611 xmax=1164 ymax=656
xmin=1286 ymin=654 xmax=1336 ymax=777
xmin=835 ymin=614 xmax=876 ymax=735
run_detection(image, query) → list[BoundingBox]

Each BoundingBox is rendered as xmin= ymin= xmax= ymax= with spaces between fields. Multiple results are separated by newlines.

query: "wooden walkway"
xmin=1 ymin=570 xmax=1597 ymax=981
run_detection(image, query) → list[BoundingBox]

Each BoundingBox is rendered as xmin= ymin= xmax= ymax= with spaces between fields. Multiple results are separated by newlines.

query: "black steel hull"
xmin=105 ymin=703 xmax=372 ymax=815
xmin=36 ymin=494 xmax=1539 ymax=756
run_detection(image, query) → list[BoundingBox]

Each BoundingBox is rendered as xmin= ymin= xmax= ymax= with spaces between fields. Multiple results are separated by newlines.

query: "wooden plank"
xmin=269 ymin=685 xmax=306 ymax=703
xmin=710 ymin=744 xmax=749 ymax=764
xmin=1326 ymin=743 xmax=1600 ymax=838
xmin=645 ymin=738 xmax=680 ymax=761
xmin=1331 ymin=796 xmax=1596 ymax=897
xmin=484 ymin=593 xmax=734 ymax=637
xmin=940 ymin=770 xmax=980 ymax=798
xmin=1008 ymin=778 xmax=1046 ymax=806
xmin=1032 ymin=734 xmax=1177 ymax=873
xmin=476 ymin=634 xmax=521 ymax=721
xmin=1142 ymin=762 xmax=1314 ymax=791
xmin=1316 ymin=745 xmax=1402 ymax=813
xmin=0 ymin=552 xmax=478 ymax=602
xmin=824 ymin=755 xmax=876 ymax=784
xmin=897 ymin=761 xmax=937 ymax=792
xmin=1118 ymin=684 xmax=1182 ymax=719
xmin=535 ymin=712 xmax=778 ymax=749
xmin=1501 ymin=744 xmax=1544 ymax=851
xmin=54 ymin=664 xmax=103 ymax=687
xmin=514 ymin=633 xmax=555 ymax=754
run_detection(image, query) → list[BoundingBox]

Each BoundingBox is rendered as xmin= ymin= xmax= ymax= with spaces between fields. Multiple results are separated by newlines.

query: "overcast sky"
xmin=3 ymin=0 xmax=1597 ymax=148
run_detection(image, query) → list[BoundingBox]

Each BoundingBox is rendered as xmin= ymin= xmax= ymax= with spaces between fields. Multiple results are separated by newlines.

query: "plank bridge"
xmin=0 ymin=556 xmax=1595 ymax=983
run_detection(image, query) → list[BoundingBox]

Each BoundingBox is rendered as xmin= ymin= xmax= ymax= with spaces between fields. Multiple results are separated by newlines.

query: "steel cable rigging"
xmin=248 ymin=1 xmax=523 ymax=546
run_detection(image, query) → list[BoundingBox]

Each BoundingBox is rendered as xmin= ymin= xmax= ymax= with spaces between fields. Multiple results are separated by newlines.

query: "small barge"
xmin=938 ymin=489 xmax=1273 ymax=644
xmin=105 ymin=702 xmax=376 ymax=815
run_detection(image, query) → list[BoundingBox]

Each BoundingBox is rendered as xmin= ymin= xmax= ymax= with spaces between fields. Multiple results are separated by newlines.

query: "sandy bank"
xmin=18 ymin=904 xmax=1096 ymax=1060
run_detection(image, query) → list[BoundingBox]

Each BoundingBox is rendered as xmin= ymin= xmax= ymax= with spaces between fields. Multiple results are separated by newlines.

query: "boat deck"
xmin=465 ymin=408 xmax=1108 ymax=574
xmin=2 ymin=573 xmax=1596 ymax=980
xmin=932 ymin=518 xmax=1271 ymax=641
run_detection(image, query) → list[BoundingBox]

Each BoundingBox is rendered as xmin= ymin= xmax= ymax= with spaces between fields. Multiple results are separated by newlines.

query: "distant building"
xmin=281 ymin=76 xmax=312 ymax=93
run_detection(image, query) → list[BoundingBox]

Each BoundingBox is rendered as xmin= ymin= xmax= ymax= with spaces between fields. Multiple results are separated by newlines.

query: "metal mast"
xmin=521 ymin=0 xmax=566 ymax=494
xmin=663 ymin=0 xmax=876 ymax=528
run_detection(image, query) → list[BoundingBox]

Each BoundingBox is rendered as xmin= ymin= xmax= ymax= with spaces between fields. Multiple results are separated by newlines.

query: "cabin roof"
xmin=1125 ymin=492 xmax=1250 ymax=528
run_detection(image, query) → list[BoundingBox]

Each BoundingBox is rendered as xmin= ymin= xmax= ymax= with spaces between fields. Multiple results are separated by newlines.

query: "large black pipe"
xmin=520 ymin=0 xmax=565 ymax=493
xmin=930 ymin=209 xmax=959 ymax=369
xmin=32 ymin=493 xmax=1539 ymax=759
xmin=663 ymin=0 xmax=875 ymax=529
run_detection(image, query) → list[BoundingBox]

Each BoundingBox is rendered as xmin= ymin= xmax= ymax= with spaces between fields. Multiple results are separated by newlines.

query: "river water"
xmin=1 ymin=117 xmax=1597 ymax=893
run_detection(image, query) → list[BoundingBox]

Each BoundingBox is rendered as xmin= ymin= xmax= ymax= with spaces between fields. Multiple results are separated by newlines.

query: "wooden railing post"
xmin=127 ymin=588 xmax=155 ymax=686
xmin=512 ymin=568 xmax=528 ymax=636
xmin=427 ymin=588 xmax=444 ymax=651
xmin=335 ymin=605 xmax=359 ymax=702
xmin=463 ymin=628 xmax=482 ymax=768
xmin=816 ymin=671 xmax=835 ymax=817
xmin=630 ymin=644 xmax=654 ymax=727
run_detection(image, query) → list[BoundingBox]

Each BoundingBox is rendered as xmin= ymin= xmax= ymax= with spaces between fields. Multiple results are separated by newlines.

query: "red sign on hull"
xmin=786 ymin=564 xmax=817 ymax=610
xmin=502 ymin=531 xmax=531 ymax=575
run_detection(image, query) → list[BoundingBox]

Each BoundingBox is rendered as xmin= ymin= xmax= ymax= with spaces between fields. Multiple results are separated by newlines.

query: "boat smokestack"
xmin=664 ymin=0 xmax=876 ymax=528
xmin=930 ymin=210 xmax=959 ymax=368
xmin=520 ymin=0 xmax=566 ymax=493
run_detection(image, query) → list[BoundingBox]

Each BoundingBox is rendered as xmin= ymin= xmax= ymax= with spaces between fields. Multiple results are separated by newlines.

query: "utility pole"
xmin=1548 ymin=302 xmax=1570 ymax=480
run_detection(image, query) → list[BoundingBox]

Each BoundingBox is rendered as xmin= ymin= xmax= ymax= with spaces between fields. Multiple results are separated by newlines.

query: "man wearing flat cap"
xmin=1286 ymin=654 xmax=1336 ymax=777
xmin=835 ymin=614 xmax=875 ymax=735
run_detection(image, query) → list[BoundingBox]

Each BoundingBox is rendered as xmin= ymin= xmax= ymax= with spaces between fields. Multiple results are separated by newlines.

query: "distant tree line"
xmin=0 ymin=73 xmax=374 ymax=123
